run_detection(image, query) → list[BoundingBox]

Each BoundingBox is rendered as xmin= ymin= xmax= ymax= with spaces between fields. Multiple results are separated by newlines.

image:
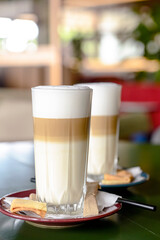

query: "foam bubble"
xmin=31 ymin=85 xmax=92 ymax=118
xmin=75 ymin=83 xmax=121 ymax=116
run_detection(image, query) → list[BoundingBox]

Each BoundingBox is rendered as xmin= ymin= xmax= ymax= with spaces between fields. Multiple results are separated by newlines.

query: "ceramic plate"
xmin=0 ymin=189 xmax=121 ymax=228
xmin=100 ymin=171 xmax=149 ymax=189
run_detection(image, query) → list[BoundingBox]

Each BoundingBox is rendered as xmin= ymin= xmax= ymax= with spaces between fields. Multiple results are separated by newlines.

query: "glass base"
xmin=36 ymin=186 xmax=86 ymax=217
xmin=46 ymin=203 xmax=83 ymax=217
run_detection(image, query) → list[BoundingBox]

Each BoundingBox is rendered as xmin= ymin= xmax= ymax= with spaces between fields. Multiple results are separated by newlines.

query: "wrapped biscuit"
xmin=83 ymin=182 xmax=99 ymax=217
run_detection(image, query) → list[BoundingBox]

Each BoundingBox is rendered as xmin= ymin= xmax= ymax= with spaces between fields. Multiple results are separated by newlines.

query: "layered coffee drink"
xmin=76 ymin=83 xmax=121 ymax=179
xmin=89 ymin=115 xmax=119 ymax=175
xmin=31 ymin=86 xmax=92 ymax=215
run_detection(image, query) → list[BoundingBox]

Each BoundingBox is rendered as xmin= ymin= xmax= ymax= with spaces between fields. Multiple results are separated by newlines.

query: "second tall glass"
xmin=76 ymin=82 xmax=122 ymax=180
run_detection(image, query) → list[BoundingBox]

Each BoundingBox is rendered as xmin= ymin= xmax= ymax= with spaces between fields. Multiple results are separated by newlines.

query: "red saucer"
xmin=0 ymin=189 xmax=121 ymax=228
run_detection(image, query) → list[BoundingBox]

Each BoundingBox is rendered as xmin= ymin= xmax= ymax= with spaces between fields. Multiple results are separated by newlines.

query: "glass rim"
xmin=31 ymin=85 xmax=92 ymax=92
xmin=75 ymin=82 xmax=122 ymax=89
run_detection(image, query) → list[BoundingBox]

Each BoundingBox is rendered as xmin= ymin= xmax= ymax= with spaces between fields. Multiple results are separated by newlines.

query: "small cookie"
xmin=117 ymin=170 xmax=133 ymax=180
xmin=102 ymin=173 xmax=132 ymax=185
xmin=10 ymin=198 xmax=47 ymax=218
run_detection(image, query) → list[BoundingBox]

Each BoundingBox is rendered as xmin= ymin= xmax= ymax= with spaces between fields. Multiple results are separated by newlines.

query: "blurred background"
xmin=0 ymin=0 xmax=160 ymax=144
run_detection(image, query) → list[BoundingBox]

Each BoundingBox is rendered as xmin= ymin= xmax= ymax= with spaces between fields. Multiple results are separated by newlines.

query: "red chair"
xmin=121 ymin=82 xmax=160 ymax=130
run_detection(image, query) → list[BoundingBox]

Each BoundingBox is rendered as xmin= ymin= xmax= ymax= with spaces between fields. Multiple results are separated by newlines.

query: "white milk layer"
xmin=34 ymin=140 xmax=88 ymax=205
xmin=32 ymin=85 xmax=92 ymax=118
xmin=88 ymin=135 xmax=118 ymax=175
xmin=76 ymin=83 xmax=121 ymax=116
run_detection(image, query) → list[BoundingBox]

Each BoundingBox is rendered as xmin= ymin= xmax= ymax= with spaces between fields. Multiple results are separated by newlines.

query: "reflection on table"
xmin=0 ymin=140 xmax=160 ymax=240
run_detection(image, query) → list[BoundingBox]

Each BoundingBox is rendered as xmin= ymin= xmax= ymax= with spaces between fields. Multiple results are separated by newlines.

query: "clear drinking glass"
xmin=31 ymin=85 xmax=92 ymax=216
xmin=76 ymin=83 xmax=122 ymax=181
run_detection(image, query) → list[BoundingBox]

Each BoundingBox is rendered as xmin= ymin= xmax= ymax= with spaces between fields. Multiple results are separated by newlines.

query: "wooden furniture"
xmin=0 ymin=0 xmax=62 ymax=86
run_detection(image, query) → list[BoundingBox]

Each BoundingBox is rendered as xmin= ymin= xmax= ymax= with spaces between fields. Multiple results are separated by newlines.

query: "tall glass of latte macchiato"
xmin=31 ymin=85 xmax=92 ymax=216
xmin=76 ymin=83 xmax=121 ymax=181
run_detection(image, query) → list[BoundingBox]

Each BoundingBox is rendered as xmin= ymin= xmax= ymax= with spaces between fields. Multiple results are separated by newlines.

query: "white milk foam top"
xmin=32 ymin=85 xmax=92 ymax=119
xmin=76 ymin=83 xmax=121 ymax=116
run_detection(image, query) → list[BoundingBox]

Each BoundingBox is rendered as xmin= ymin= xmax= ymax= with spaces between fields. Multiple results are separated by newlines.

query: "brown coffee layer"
xmin=33 ymin=117 xmax=90 ymax=142
xmin=91 ymin=115 xmax=118 ymax=135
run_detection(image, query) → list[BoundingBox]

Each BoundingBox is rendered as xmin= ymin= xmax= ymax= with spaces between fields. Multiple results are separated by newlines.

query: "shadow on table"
xmin=14 ymin=218 xmax=119 ymax=240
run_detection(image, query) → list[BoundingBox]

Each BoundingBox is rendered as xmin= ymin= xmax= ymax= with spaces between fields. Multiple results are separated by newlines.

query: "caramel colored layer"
xmin=33 ymin=117 xmax=90 ymax=142
xmin=91 ymin=115 xmax=118 ymax=135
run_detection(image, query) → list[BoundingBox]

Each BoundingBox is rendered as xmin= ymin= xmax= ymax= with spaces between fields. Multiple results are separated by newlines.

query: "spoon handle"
xmin=117 ymin=197 xmax=156 ymax=211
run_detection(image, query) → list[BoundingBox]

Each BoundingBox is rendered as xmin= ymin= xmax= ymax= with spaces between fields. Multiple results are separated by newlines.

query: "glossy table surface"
xmin=0 ymin=141 xmax=160 ymax=240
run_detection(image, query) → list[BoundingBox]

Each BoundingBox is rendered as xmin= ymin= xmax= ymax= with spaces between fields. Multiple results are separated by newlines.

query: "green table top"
xmin=0 ymin=141 xmax=160 ymax=240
